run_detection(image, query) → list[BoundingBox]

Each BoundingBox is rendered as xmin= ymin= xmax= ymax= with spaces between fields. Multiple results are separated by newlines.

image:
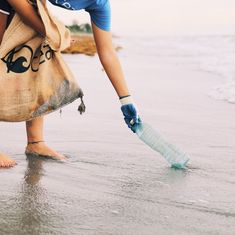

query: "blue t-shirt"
xmin=48 ymin=0 xmax=111 ymax=31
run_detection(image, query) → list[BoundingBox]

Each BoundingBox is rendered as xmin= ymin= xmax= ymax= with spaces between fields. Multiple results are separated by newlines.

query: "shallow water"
xmin=1 ymin=146 xmax=234 ymax=234
xmin=1 ymin=36 xmax=235 ymax=234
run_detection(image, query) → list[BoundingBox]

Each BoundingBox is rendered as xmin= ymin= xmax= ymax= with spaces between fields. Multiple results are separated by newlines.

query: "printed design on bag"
xmin=1 ymin=44 xmax=54 ymax=73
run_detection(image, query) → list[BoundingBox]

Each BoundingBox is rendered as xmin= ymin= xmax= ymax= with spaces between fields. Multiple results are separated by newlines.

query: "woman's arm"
xmin=92 ymin=23 xmax=141 ymax=132
xmin=0 ymin=13 xmax=8 ymax=43
xmin=91 ymin=22 xmax=130 ymax=98
xmin=7 ymin=0 xmax=45 ymax=36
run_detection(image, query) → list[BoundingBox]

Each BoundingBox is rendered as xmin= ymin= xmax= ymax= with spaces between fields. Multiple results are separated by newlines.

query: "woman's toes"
xmin=0 ymin=155 xmax=17 ymax=168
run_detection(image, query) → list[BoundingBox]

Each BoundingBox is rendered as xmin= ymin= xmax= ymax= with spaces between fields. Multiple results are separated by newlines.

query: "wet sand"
xmin=1 ymin=46 xmax=235 ymax=234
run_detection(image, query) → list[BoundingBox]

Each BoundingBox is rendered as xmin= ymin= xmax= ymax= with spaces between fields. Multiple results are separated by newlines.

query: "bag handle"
xmin=36 ymin=0 xmax=71 ymax=51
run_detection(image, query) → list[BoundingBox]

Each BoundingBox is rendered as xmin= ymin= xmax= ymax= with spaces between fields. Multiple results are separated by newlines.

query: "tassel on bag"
xmin=78 ymin=97 xmax=86 ymax=114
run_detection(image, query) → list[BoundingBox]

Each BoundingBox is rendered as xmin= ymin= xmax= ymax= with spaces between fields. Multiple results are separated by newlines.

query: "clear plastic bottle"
xmin=136 ymin=123 xmax=190 ymax=168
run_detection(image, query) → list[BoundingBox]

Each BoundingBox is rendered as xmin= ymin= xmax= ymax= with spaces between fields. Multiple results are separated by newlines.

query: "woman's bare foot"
xmin=0 ymin=153 xmax=17 ymax=168
xmin=25 ymin=142 xmax=67 ymax=161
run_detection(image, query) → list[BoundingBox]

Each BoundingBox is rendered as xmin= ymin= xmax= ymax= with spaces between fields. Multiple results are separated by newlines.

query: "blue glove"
xmin=120 ymin=96 xmax=142 ymax=133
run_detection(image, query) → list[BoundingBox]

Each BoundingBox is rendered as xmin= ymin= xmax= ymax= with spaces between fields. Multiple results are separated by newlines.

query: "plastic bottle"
xmin=135 ymin=122 xmax=190 ymax=169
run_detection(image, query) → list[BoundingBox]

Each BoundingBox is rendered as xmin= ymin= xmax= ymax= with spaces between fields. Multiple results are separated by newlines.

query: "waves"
xmin=120 ymin=34 xmax=235 ymax=104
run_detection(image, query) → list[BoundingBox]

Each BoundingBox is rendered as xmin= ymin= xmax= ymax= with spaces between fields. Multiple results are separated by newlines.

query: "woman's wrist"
xmin=119 ymin=95 xmax=133 ymax=105
xmin=119 ymin=95 xmax=130 ymax=99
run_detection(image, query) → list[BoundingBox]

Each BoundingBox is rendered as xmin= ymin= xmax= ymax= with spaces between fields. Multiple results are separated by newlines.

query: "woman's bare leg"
xmin=0 ymin=13 xmax=17 ymax=168
xmin=25 ymin=116 xmax=66 ymax=161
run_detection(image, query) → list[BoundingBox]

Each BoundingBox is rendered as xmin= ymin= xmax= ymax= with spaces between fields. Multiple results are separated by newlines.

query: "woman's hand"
xmin=121 ymin=104 xmax=141 ymax=133
xmin=120 ymin=96 xmax=142 ymax=133
xmin=7 ymin=0 xmax=46 ymax=36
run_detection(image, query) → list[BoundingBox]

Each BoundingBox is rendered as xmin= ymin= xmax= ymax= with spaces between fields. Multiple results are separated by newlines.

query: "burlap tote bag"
xmin=0 ymin=0 xmax=85 ymax=122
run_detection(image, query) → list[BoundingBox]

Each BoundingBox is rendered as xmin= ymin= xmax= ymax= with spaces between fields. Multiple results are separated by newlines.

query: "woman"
xmin=0 ymin=0 xmax=141 ymax=168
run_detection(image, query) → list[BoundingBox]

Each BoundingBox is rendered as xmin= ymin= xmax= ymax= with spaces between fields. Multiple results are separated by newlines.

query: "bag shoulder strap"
xmin=36 ymin=0 xmax=71 ymax=51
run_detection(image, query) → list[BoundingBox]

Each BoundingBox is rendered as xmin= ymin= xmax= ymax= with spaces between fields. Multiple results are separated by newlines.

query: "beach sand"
xmin=0 ymin=38 xmax=235 ymax=234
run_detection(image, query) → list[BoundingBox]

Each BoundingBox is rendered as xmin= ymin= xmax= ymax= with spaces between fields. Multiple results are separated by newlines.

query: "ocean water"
xmin=116 ymin=35 xmax=235 ymax=104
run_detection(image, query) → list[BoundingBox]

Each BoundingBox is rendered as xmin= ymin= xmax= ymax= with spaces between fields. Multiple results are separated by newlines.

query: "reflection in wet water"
xmin=24 ymin=155 xmax=45 ymax=185
xmin=19 ymin=156 xmax=49 ymax=234
xmin=0 ymin=149 xmax=234 ymax=235
xmin=0 ymin=156 xmax=57 ymax=235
